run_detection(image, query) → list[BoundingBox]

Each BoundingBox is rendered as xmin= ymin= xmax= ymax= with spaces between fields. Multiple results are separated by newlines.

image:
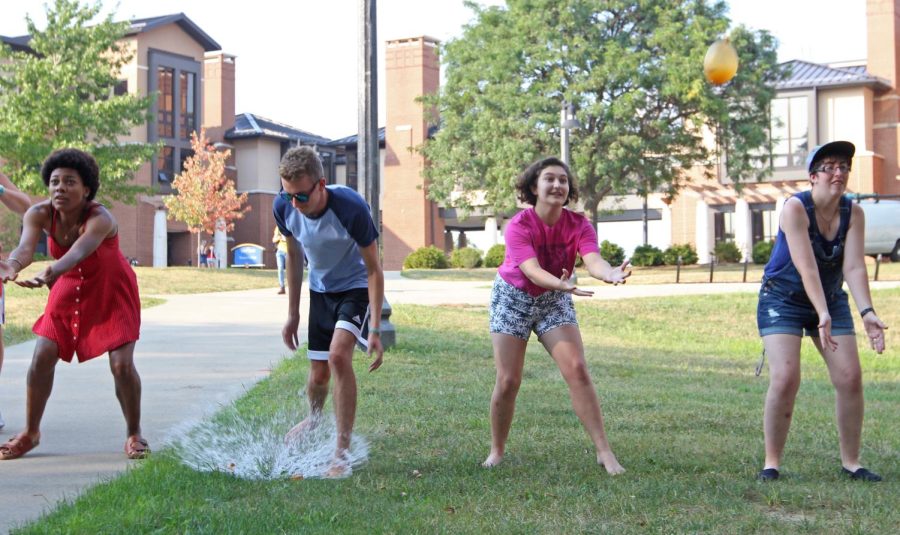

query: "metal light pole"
xmin=358 ymin=0 xmax=380 ymax=234
xmin=358 ymin=0 xmax=394 ymax=348
xmin=560 ymin=101 xmax=581 ymax=165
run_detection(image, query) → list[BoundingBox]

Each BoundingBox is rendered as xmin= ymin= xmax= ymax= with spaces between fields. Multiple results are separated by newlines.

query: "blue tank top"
xmin=763 ymin=191 xmax=851 ymax=290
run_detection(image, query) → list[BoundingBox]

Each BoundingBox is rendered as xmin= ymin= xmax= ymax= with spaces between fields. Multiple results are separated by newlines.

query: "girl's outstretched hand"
xmin=604 ymin=259 xmax=632 ymax=285
xmin=559 ymin=268 xmax=594 ymax=297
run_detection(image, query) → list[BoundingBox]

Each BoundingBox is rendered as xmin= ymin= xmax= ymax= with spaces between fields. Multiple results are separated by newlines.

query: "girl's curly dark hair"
xmin=41 ymin=148 xmax=100 ymax=201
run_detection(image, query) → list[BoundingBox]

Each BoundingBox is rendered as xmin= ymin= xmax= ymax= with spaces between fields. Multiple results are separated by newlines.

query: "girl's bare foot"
xmin=482 ymin=451 xmax=503 ymax=467
xmin=597 ymin=450 xmax=625 ymax=475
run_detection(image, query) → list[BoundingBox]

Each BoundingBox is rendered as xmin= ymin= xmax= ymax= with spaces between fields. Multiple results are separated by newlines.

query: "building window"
xmin=157 ymin=67 xmax=175 ymax=138
xmin=149 ymin=51 xmax=201 ymax=189
xmin=770 ymin=95 xmax=808 ymax=169
xmin=179 ymin=72 xmax=196 ymax=140
xmin=713 ymin=205 xmax=735 ymax=243
xmin=158 ymin=146 xmax=174 ymax=183
xmin=113 ymin=80 xmax=128 ymax=96
xmin=346 ymin=151 xmax=358 ymax=192
xmin=751 ymin=203 xmax=777 ymax=245
xmin=179 ymin=148 xmax=195 ymax=173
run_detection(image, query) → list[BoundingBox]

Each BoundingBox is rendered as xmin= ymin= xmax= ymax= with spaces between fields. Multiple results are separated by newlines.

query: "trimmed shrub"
xmin=403 ymin=246 xmax=449 ymax=269
xmin=600 ymin=240 xmax=625 ymax=266
xmin=631 ymin=244 xmax=664 ymax=267
xmin=714 ymin=241 xmax=742 ymax=263
xmin=663 ymin=244 xmax=698 ymax=265
xmin=450 ymin=247 xmax=483 ymax=269
xmin=484 ymin=244 xmax=506 ymax=268
xmin=752 ymin=240 xmax=775 ymax=265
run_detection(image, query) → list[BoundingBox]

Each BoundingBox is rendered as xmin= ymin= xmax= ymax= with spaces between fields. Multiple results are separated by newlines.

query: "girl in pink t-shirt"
xmin=485 ymin=156 xmax=631 ymax=475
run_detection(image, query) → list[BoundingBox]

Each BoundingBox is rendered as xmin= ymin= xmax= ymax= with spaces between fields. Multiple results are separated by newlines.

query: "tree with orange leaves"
xmin=163 ymin=129 xmax=249 ymax=266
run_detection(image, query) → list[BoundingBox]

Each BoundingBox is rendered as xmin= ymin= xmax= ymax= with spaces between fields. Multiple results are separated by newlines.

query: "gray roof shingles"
xmin=225 ymin=113 xmax=332 ymax=145
xmin=776 ymin=60 xmax=890 ymax=91
xmin=1 ymin=12 xmax=220 ymax=53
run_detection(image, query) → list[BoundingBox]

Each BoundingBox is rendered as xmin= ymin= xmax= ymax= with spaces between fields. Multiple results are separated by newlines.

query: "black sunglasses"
xmin=278 ymin=180 xmax=320 ymax=203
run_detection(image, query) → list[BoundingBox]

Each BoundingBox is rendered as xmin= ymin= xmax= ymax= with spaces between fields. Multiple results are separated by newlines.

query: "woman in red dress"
xmin=0 ymin=148 xmax=148 ymax=460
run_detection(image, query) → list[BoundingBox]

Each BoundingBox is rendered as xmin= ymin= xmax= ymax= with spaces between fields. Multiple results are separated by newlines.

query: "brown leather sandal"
xmin=0 ymin=433 xmax=40 ymax=460
xmin=125 ymin=435 xmax=150 ymax=460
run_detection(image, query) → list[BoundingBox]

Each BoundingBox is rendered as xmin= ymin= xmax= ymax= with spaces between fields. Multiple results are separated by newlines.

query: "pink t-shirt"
xmin=498 ymin=207 xmax=600 ymax=297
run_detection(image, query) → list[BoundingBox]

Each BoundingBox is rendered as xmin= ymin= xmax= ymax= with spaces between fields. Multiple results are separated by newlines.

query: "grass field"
xmin=14 ymin=288 xmax=899 ymax=534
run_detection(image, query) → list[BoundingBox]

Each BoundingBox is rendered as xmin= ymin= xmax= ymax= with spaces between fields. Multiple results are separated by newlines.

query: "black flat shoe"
xmin=842 ymin=467 xmax=882 ymax=482
xmin=757 ymin=468 xmax=779 ymax=481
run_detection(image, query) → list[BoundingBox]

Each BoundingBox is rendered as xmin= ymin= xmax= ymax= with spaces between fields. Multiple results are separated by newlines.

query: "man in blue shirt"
xmin=273 ymin=146 xmax=384 ymax=477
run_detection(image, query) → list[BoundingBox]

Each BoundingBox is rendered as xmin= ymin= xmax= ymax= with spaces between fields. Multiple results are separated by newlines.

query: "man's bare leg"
xmin=324 ymin=329 xmax=358 ymax=477
xmin=285 ymin=360 xmax=330 ymax=442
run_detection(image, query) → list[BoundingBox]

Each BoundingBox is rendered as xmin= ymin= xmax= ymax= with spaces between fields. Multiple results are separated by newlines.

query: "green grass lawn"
xmin=2 ymin=263 xmax=279 ymax=347
xmin=15 ymin=289 xmax=899 ymax=534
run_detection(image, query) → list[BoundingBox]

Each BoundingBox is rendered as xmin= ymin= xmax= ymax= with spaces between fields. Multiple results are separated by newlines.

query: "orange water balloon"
xmin=704 ymin=38 xmax=739 ymax=85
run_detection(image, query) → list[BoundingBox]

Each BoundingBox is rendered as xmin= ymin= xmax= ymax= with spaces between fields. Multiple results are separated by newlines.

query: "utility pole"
xmin=358 ymin=0 xmax=380 ymax=234
xmin=358 ymin=0 xmax=394 ymax=347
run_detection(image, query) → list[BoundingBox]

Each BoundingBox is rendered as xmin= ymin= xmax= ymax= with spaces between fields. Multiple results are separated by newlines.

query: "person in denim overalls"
xmin=756 ymin=141 xmax=887 ymax=482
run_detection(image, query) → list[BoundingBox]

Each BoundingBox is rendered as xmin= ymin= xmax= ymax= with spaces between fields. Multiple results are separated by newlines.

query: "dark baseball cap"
xmin=805 ymin=141 xmax=855 ymax=173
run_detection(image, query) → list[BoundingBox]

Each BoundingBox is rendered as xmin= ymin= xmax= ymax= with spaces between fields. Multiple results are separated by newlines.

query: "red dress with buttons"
xmin=32 ymin=204 xmax=141 ymax=363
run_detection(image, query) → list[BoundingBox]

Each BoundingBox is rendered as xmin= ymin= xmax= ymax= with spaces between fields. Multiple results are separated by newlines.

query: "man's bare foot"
xmin=482 ymin=451 xmax=503 ymax=468
xmin=597 ymin=450 xmax=625 ymax=475
xmin=324 ymin=451 xmax=351 ymax=478
xmin=284 ymin=414 xmax=321 ymax=444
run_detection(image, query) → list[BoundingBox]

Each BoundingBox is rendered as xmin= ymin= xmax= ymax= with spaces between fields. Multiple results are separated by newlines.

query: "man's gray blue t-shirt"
xmin=273 ymin=184 xmax=378 ymax=293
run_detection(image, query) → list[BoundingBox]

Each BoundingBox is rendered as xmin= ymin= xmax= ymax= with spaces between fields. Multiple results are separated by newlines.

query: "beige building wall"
xmin=234 ymin=138 xmax=282 ymax=192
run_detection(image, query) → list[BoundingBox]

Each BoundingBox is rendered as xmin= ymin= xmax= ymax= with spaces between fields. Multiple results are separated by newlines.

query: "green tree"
xmin=164 ymin=129 xmax=249 ymax=265
xmin=0 ymin=0 xmax=157 ymax=203
xmin=421 ymin=0 xmax=782 ymax=222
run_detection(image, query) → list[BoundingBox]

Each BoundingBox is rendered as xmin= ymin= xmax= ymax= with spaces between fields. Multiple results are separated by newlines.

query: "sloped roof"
xmin=127 ymin=13 xmax=220 ymax=51
xmin=0 ymin=35 xmax=31 ymax=52
xmin=225 ymin=113 xmax=332 ymax=145
xmin=326 ymin=127 xmax=386 ymax=147
xmin=776 ymin=60 xmax=890 ymax=91
xmin=1 ymin=12 xmax=219 ymax=54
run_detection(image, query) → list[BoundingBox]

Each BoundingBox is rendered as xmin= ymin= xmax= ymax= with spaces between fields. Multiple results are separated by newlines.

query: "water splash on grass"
xmin=166 ymin=402 xmax=368 ymax=480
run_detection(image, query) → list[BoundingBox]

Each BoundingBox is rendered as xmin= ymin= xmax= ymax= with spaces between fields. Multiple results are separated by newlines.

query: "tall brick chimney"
xmin=868 ymin=0 xmax=900 ymax=193
xmin=202 ymin=52 xmax=236 ymax=142
xmin=381 ymin=36 xmax=445 ymax=270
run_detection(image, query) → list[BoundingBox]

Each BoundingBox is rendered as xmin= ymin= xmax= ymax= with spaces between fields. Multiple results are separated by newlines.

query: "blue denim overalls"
xmin=757 ymin=191 xmax=854 ymax=336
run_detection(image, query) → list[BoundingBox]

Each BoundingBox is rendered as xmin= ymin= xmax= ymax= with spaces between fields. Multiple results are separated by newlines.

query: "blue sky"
xmin=0 ymin=0 xmax=867 ymax=139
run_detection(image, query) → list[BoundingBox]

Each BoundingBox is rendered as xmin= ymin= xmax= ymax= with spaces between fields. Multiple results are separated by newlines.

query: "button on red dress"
xmin=32 ymin=204 xmax=141 ymax=362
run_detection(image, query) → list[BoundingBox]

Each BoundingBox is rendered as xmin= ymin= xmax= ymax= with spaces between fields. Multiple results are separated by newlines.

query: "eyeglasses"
xmin=814 ymin=165 xmax=851 ymax=175
xmin=278 ymin=181 xmax=319 ymax=203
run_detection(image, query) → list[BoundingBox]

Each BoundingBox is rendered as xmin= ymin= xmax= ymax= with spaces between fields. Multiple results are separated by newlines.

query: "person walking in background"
xmin=756 ymin=141 xmax=887 ymax=482
xmin=484 ymin=156 xmax=630 ymax=475
xmin=0 ymin=166 xmax=32 ymax=430
xmin=274 ymin=146 xmax=384 ymax=477
xmin=199 ymin=240 xmax=208 ymax=268
xmin=273 ymin=226 xmax=288 ymax=294
xmin=0 ymin=149 xmax=148 ymax=460
xmin=205 ymin=243 xmax=216 ymax=268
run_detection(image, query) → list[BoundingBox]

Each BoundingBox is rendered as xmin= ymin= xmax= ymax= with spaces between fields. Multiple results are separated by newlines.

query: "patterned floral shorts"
xmin=489 ymin=275 xmax=577 ymax=341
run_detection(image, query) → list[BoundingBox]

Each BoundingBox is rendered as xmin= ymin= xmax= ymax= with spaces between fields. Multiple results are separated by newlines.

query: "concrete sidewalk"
xmin=0 ymin=275 xmax=896 ymax=532
xmin=0 ymin=288 xmax=294 ymax=533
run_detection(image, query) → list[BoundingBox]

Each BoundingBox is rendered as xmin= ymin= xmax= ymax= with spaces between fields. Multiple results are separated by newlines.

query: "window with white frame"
xmin=770 ymin=95 xmax=809 ymax=169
